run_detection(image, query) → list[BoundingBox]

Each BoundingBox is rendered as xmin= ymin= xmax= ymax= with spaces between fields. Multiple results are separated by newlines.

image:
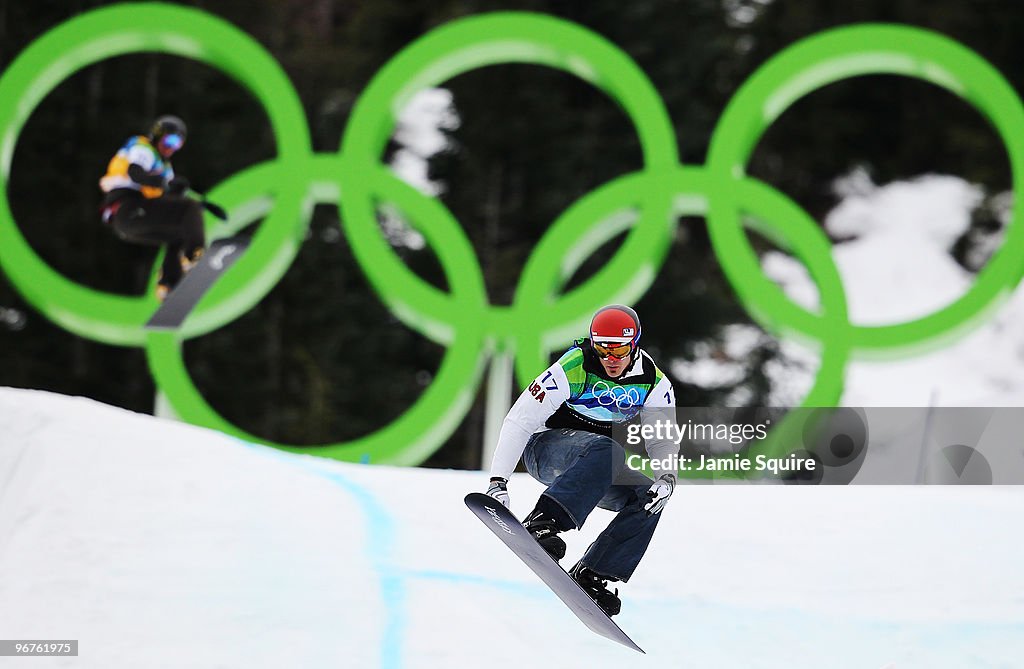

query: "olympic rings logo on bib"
xmin=592 ymin=381 xmax=642 ymax=411
xmin=2 ymin=6 xmax=1023 ymax=465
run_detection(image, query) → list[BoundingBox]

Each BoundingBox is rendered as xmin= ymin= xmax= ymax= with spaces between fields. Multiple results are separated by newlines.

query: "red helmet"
xmin=589 ymin=305 xmax=641 ymax=359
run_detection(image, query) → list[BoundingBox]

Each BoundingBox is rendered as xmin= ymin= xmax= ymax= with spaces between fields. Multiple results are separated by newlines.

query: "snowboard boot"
xmin=570 ymin=563 xmax=621 ymax=617
xmin=522 ymin=497 xmax=569 ymax=562
xmin=523 ymin=509 xmax=566 ymax=561
xmin=155 ymin=269 xmax=172 ymax=302
xmin=181 ymin=247 xmax=202 ymax=274
xmin=156 ymin=249 xmax=204 ymax=301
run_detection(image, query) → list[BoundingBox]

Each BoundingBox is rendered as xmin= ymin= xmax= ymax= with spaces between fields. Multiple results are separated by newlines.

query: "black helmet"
xmin=150 ymin=115 xmax=187 ymax=142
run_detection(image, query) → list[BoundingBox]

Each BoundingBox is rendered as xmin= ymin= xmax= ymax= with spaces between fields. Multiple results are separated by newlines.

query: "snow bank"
xmin=1 ymin=388 xmax=1021 ymax=668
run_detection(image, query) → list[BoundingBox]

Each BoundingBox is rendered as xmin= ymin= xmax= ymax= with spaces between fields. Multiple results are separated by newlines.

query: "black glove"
xmin=167 ymin=176 xmax=190 ymax=195
xmin=127 ymin=163 xmax=167 ymax=188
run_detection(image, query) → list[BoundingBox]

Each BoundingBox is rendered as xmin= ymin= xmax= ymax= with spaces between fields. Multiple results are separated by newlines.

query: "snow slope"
xmin=1 ymin=388 xmax=1022 ymax=668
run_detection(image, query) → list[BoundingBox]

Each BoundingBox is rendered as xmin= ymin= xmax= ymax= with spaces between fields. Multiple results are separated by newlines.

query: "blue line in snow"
xmin=404 ymin=568 xmax=551 ymax=597
xmin=235 ymin=441 xmax=406 ymax=669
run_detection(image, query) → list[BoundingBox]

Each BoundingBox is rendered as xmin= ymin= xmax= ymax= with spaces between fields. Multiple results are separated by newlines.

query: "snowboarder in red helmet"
xmin=484 ymin=304 xmax=677 ymax=617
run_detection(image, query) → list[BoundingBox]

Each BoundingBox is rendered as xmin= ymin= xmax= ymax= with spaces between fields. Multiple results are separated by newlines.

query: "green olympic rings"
xmin=1 ymin=5 xmax=1023 ymax=465
xmin=706 ymin=24 xmax=1024 ymax=358
xmin=337 ymin=13 xmax=679 ymax=391
xmin=0 ymin=4 xmax=313 ymax=346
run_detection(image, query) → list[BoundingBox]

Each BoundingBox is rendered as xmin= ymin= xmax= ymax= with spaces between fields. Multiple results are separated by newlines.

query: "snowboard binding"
xmin=570 ymin=563 xmax=621 ymax=617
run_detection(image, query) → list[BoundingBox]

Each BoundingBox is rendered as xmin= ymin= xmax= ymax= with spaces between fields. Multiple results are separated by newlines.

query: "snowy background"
xmin=675 ymin=168 xmax=1024 ymax=408
xmin=1 ymin=388 xmax=1022 ymax=669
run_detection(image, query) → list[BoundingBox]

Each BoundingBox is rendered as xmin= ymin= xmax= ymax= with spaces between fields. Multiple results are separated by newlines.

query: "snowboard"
xmin=464 ymin=492 xmax=644 ymax=653
xmin=145 ymin=235 xmax=250 ymax=330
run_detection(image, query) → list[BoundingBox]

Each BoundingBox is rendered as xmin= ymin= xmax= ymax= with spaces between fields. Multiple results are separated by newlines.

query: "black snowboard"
xmin=145 ymin=235 xmax=250 ymax=330
xmin=464 ymin=492 xmax=644 ymax=653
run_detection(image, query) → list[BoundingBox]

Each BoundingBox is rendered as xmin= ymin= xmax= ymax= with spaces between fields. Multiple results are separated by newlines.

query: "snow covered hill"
xmin=0 ymin=388 xmax=1021 ymax=668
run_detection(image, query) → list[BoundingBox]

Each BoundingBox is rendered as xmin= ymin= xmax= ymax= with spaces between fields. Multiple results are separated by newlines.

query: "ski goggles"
xmin=593 ymin=341 xmax=633 ymax=360
xmin=160 ymin=133 xmax=184 ymax=151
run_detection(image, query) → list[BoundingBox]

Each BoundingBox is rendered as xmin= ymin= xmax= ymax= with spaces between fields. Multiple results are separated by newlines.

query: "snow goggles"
xmin=593 ymin=341 xmax=633 ymax=360
xmin=160 ymin=133 xmax=184 ymax=151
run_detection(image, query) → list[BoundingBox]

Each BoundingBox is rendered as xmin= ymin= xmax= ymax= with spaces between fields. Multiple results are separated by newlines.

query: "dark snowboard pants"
xmin=523 ymin=428 xmax=661 ymax=582
xmin=109 ymin=193 xmax=205 ymax=288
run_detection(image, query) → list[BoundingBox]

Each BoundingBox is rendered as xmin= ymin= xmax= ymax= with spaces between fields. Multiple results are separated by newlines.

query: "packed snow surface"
xmin=1 ymin=388 xmax=1021 ymax=668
